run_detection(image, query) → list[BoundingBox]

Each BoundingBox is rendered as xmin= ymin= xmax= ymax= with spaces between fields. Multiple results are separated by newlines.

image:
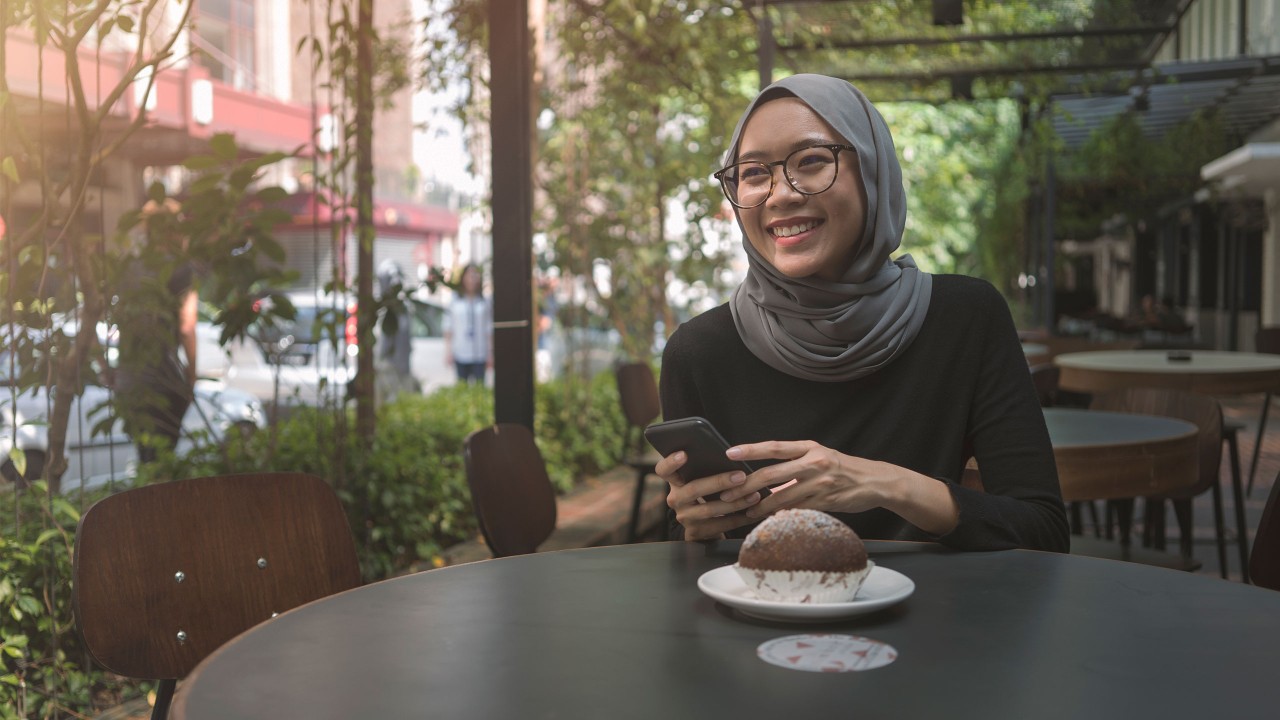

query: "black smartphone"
xmin=643 ymin=416 xmax=772 ymax=503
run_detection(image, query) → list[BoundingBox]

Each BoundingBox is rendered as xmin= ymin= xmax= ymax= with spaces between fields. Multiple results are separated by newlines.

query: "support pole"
xmin=489 ymin=0 xmax=536 ymax=428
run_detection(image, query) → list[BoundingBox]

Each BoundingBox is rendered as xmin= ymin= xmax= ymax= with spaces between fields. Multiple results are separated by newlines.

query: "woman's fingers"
xmin=666 ymin=470 xmax=748 ymax=510
xmin=680 ymin=495 xmax=764 ymax=540
xmin=654 ymin=451 xmax=688 ymax=485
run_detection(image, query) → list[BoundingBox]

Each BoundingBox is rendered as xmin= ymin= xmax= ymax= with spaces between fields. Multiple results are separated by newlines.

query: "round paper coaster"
xmin=757 ymin=634 xmax=898 ymax=673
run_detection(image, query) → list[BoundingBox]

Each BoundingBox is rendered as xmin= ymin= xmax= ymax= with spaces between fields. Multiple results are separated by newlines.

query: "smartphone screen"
xmin=644 ymin=416 xmax=772 ymax=502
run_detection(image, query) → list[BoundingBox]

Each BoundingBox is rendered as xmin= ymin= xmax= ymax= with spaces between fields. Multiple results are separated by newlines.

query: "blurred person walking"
xmin=114 ymin=198 xmax=199 ymax=463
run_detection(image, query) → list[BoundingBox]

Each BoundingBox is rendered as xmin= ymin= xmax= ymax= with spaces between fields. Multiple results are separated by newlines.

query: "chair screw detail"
xmin=176 ymin=631 xmax=187 ymax=644
xmin=257 ymin=558 xmax=268 ymax=569
xmin=174 ymin=571 xmax=185 ymax=583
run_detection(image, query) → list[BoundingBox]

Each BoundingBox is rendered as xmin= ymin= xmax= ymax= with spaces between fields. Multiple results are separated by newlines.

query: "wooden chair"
xmin=1249 ymin=468 xmax=1280 ymax=591
xmin=1029 ymin=362 xmax=1102 ymax=535
xmin=1029 ymin=363 xmax=1061 ymax=408
xmin=615 ymin=362 xmax=663 ymax=542
xmin=1246 ymin=326 xmax=1280 ymax=497
xmin=73 ymin=472 xmax=361 ymax=720
xmin=1090 ymin=388 xmax=1246 ymax=579
xmin=463 ymin=423 xmax=557 ymax=557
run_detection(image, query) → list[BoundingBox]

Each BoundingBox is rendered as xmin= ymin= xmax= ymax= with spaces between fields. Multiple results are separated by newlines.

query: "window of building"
xmin=195 ymin=0 xmax=256 ymax=90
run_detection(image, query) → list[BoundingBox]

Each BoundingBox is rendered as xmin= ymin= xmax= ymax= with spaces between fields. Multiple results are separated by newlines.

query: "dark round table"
xmin=173 ymin=542 xmax=1280 ymax=720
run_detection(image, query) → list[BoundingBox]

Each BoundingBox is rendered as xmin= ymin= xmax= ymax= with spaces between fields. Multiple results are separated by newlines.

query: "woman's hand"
xmin=657 ymin=451 xmax=763 ymax=541
xmin=720 ymin=440 xmax=961 ymax=537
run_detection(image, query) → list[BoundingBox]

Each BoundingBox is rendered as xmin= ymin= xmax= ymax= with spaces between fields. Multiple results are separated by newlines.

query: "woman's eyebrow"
xmin=737 ymin=137 xmax=841 ymax=162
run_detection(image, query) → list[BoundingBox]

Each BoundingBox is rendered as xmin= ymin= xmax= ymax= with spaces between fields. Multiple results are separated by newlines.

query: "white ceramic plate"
xmin=697 ymin=563 xmax=915 ymax=623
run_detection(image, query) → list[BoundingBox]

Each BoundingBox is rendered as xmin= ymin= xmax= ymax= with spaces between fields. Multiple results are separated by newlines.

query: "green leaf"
xmin=1 ymin=156 xmax=19 ymax=184
xmin=183 ymin=154 xmax=222 ymax=171
xmin=51 ymin=497 xmax=80 ymax=523
xmin=255 ymin=186 xmax=289 ymax=203
xmin=8 ymin=447 xmax=25 ymax=477
xmin=211 ymin=133 xmax=238 ymax=161
xmin=16 ymin=595 xmax=41 ymax=616
xmin=34 ymin=528 xmax=61 ymax=547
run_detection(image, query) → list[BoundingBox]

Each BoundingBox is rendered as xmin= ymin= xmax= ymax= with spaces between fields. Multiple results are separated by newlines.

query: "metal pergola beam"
xmin=779 ymin=25 xmax=1172 ymax=52
xmin=829 ymin=61 xmax=1149 ymax=84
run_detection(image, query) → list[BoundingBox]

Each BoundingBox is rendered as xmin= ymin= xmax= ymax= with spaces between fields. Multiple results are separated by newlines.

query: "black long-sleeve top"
xmin=659 ymin=274 xmax=1069 ymax=552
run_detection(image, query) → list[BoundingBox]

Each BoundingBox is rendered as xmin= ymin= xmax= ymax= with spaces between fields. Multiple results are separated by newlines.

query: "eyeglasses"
xmin=713 ymin=143 xmax=856 ymax=209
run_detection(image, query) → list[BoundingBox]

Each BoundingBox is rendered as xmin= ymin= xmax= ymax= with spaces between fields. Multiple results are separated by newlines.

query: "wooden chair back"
xmin=1256 ymin=327 xmax=1280 ymax=356
xmin=1250 ymin=469 xmax=1280 ymax=591
xmin=615 ymin=362 xmax=661 ymax=446
xmin=73 ymin=473 xmax=361 ymax=683
xmin=1029 ymin=363 xmax=1061 ymax=407
xmin=1089 ymin=387 xmax=1221 ymax=499
xmin=463 ymin=423 xmax=557 ymax=557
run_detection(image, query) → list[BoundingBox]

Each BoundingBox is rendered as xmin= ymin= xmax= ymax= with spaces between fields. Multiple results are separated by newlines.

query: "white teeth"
xmin=771 ymin=220 xmax=819 ymax=238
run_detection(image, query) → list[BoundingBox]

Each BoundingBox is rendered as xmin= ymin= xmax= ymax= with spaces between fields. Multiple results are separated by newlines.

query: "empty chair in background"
xmin=73 ymin=472 xmax=362 ymax=720
xmin=1029 ymin=363 xmax=1060 ymax=408
xmin=1247 ymin=326 xmax=1280 ymax=496
xmin=1090 ymin=387 xmax=1246 ymax=581
xmin=1032 ymin=362 xmax=1101 ymax=536
xmin=1250 ymin=468 xmax=1280 ymax=591
xmin=615 ymin=361 xmax=663 ymax=542
xmin=463 ymin=423 xmax=557 ymax=557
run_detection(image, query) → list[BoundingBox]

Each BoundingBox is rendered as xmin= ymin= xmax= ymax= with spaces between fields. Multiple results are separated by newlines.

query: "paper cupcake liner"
xmin=734 ymin=560 xmax=874 ymax=604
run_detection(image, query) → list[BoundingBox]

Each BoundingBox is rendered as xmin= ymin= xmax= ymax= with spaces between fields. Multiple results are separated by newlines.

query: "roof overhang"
xmin=1201 ymin=142 xmax=1280 ymax=198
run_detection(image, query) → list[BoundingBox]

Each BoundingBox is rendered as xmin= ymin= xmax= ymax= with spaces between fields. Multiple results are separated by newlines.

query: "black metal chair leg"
xmin=1211 ymin=479 xmax=1228 ymax=579
xmin=627 ymin=468 xmax=647 ymax=543
xmin=1145 ymin=499 xmax=1167 ymax=551
xmin=1248 ymin=392 xmax=1271 ymax=498
xmin=1171 ymin=498 xmax=1194 ymax=560
xmin=1114 ymin=498 xmax=1135 ymax=547
xmin=1069 ymin=502 xmax=1083 ymax=535
xmin=152 ymin=678 xmax=176 ymax=720
xmin=1225 ymin=431 xmax=1251 ymax=583
xmin=1086 ymin=501 xmax=1102 ymax=538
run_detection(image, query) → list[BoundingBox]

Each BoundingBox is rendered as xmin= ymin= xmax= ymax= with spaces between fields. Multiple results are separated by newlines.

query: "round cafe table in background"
xmin=1054 ymin=350 xmax=1280 ymax=395
xmin=1042 ymin=407 xmax=1198 ymax=502
xmin=1021 ymin=342 xmax=1049 ymax=365
xmin=172 ymin=542 xmax=1280 ymax=720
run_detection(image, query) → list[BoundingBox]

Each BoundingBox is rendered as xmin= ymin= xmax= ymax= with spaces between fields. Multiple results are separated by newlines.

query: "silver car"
xmin=0 ymin=355 xmax=265 ymax=492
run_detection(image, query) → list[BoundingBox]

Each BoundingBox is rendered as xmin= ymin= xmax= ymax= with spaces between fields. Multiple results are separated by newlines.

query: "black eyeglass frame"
xmin=713 ymin=143 xmax=857 ymax=209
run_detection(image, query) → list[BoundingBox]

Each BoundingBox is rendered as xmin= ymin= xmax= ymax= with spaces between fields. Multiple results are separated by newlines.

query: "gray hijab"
xmin=727 ymin=74 xmax=932 ymax=382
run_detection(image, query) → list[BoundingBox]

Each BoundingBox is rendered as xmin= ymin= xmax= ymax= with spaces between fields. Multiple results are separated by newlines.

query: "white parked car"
xmin=200 ymin=292 xmax=452 ymax=407
xmin=0 ymin=365 xmax=266 ymax=492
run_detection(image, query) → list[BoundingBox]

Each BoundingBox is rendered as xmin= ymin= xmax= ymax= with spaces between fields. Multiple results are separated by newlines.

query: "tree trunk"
xmin=354 ymin=0 xmax=376 ymax=444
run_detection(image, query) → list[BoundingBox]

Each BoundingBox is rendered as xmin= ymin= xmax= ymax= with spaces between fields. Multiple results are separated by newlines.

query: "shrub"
xmin=133 ymin=375 xmax=627 ymax=580
xmin=0 ymin=484 xmax=146 ymax=720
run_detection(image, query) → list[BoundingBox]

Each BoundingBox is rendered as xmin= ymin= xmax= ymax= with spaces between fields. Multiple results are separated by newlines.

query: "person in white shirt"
xmin=444 ymin=264 xmax=492 ymax=384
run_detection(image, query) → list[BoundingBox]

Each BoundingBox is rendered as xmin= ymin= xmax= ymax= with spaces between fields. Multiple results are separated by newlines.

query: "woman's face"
xmin=462 ymin=267 xmax=481 ymax=294
xmin=735 ymin=97 xmax=867 ymax=282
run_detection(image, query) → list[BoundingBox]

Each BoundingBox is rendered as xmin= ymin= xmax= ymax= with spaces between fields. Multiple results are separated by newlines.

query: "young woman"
xmin=444 ymin=264 xmax=493 ymax=384
xmin=656 ymin=75 xmax=1068 ymax=552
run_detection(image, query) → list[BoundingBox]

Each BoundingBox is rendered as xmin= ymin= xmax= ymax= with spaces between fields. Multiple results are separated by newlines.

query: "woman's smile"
xmin=768 ymin=218 xmax=824 ymax=245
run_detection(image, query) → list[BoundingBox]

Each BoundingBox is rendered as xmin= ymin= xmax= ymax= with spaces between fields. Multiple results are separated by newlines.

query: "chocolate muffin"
xmin=734 ymin=509 xmax=872 ymax=603
xmin=738 ymin=509 xmax=868 ymax=573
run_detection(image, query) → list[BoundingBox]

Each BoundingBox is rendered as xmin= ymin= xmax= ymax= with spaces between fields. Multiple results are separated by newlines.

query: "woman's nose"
xmin=765 ymin=168 xmax=805 ymax=207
